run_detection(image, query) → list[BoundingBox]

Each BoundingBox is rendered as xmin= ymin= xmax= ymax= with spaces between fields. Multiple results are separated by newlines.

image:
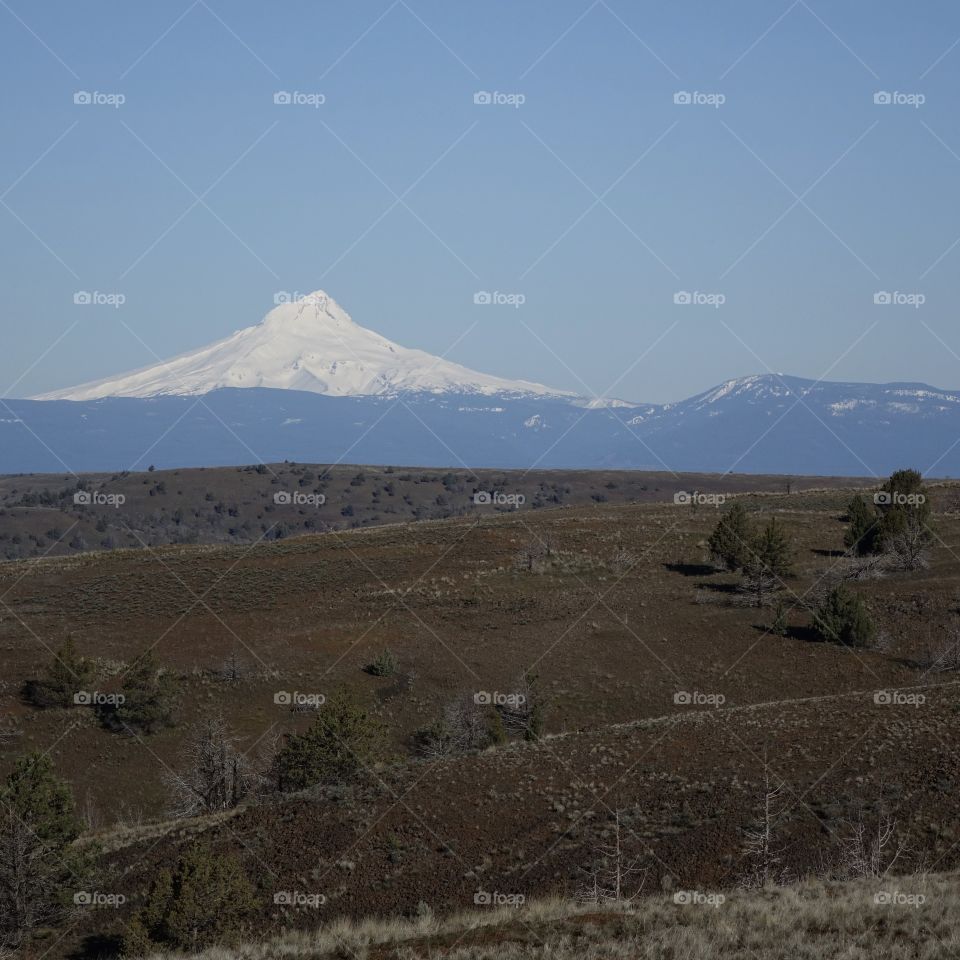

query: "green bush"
xmin=124 ymin=846 xmax=258 ymax=952
xmin=273 ymin=689 xmax=384 ymax=792
xmin=742 ymin=518 xmax=794 ymax=606
xmin=364 ymin=649 xmax=398 ymax=677
xmin=813 ymin=585 xmax=876 ymax=648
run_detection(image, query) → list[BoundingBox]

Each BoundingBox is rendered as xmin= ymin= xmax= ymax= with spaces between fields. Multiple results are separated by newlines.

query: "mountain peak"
xmin=35 ymin=292 xmax=574 ymax=402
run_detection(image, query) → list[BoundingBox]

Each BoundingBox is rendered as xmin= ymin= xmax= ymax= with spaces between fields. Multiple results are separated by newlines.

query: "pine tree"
xmin=273 ymin=689 xmax=384 ymax=792
xmin=877 ymin=469 xmax=934 ymax=568
xmin=0 ymin=753 xmax=86 ymax=947
xmin=707 ymin=502 xmax=753 ymax=571
xmin=813 ymin=585 xmax=876 ymax=648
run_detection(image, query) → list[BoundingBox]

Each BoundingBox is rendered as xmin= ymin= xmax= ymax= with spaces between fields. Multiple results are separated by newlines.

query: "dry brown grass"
xmin=146 ymin=873 xmax=959 ymax=959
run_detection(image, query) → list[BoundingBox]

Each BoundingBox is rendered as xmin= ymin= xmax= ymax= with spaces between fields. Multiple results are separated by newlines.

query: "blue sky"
xmin=2 ymin=0 xmax=959 ymax=403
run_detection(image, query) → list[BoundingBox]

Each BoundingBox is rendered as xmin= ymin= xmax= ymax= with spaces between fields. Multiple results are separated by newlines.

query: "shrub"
xmin=124 ymin=846 xmax=258 ymax=953
xmin=364 ymin=649 xmax=398 ymax=677
xmin=813 ymin=585 xmax=876 ymax=648
xmin=707 ymin=503 xmax=753 ymax=571
xmin=273 ymin=689 xmax=384 ymax=792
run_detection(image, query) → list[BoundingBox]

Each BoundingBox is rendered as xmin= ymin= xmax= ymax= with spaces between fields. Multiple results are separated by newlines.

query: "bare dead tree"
xmin=884 ymin=513 xmax=930 ymax=571
xmin=837 ymin=784 xmax=907 ymax=880
xmin=165 ymin=715 xmax=259 ymax=818
xmin=578 ymin=810 xmax=647 ymax=906
xmin=741 ymin=753 xmax=790 ymax=887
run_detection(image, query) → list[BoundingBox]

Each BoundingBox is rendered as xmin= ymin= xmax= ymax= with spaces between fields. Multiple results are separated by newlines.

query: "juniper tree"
xmin=707 ymin=502 xmax=753 ymax=571
xmin=813 ymin=584 xmax=876 ymax=648
xmin=0 ymin=753 xmax=86 ymax=948
xmin=24 ymin=637 xmax=94 ymax=709
xmin=273 ymin=689 xmax=384 ymax=792
xmin=743 ymin=518 xmax=794 ymax=607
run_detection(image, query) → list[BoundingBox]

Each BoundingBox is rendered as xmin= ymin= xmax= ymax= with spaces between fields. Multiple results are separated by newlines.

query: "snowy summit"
xmin=36 ymin=291 xmax=574 ymax=402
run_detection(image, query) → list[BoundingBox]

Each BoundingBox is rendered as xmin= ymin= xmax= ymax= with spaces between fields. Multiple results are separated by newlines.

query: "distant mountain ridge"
xmin=11 ymin=292 xmax=960 ymax=476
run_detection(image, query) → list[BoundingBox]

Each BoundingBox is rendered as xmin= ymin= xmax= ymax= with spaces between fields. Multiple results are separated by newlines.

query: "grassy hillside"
xmin=144 ymin=874 xmax=960 ymax=959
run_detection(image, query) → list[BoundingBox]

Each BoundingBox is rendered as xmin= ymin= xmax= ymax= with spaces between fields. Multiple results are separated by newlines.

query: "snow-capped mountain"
xmin=35 ymin=291 xmax=575 ymax=402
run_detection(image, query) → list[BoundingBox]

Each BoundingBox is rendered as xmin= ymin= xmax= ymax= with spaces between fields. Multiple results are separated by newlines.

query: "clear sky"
xmin=2 ymin=0 xmax=959 ymax=403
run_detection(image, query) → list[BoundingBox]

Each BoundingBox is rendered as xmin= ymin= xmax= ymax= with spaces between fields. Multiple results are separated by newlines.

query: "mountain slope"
xmin=35 ymin=291 xmax=574 ymax=402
